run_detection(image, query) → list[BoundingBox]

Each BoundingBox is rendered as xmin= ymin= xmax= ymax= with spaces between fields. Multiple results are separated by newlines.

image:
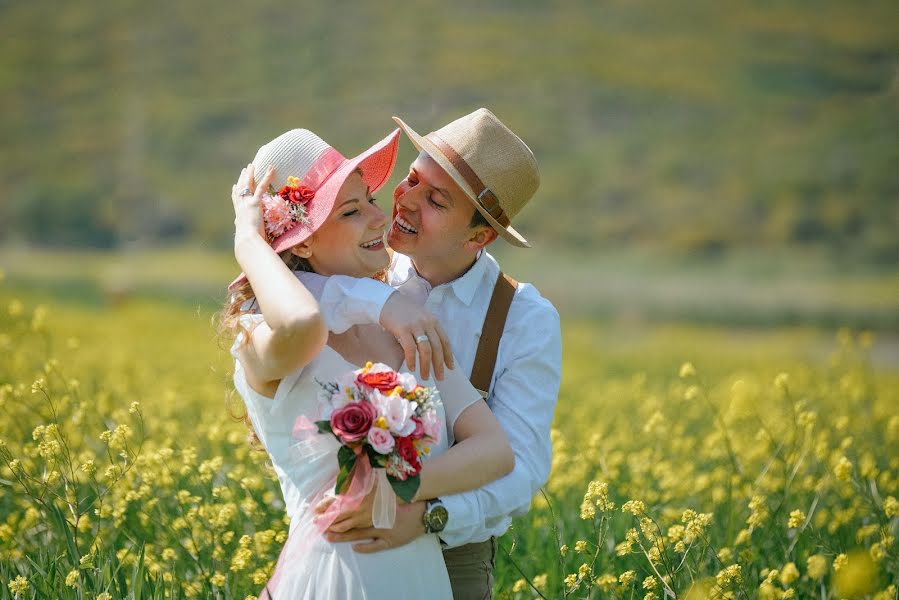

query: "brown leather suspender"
xmin=469 ymin=272 xmax=518 ymax=398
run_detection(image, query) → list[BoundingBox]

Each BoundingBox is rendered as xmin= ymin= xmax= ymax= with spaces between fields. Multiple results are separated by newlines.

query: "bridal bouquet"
xmin=303 ymin=362 xmax=442 ymax=504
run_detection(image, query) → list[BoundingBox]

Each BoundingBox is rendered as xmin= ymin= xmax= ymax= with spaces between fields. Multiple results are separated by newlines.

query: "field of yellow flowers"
xmin=1 ymin=280 xmax=897 ymax=599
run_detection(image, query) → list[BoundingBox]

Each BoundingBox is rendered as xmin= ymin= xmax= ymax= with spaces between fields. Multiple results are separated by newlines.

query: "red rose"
xmin=396 ymin=436 xmax=421 ymax=473
xmin=330 ymin=401 xmax=377 ymax=444
xmin=279 ymin=185 xmax=315 ymax=205
xmin=356 ymin=370 xmax=399 ymax=392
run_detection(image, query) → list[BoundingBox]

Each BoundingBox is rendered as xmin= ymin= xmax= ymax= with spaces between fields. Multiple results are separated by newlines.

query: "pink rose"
xmin=420 ymin=410 xmax=441 ymax=444
xmin=330 ymin=401 xmax=377 ymax=444
xmin=367 ymin=427 xmax=395 ymax=454
xmin=410 ymin=417 xmax=425 ymax=439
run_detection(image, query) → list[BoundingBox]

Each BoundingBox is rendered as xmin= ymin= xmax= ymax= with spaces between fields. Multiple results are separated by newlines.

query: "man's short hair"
xmin=469 ymin=207 xmax=490 ymax=230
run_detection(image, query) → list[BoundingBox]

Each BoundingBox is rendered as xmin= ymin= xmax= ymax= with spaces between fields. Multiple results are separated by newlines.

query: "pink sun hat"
xmin=228 ymin=127 xmax=401 ymax=290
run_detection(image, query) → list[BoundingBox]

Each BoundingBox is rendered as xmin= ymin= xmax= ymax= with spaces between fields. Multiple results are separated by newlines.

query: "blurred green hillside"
xmin=1 ymin=0 xmax=897 ymax=261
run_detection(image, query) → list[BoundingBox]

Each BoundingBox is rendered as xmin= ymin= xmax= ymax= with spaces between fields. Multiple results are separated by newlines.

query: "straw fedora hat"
xmin=392 ymin=108 xmax=539 ymax=248
xmin=228 ymin=127 xmax=400 ymax=290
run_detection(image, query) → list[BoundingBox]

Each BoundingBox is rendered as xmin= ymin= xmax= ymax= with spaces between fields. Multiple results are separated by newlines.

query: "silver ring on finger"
xmin=239 ymin=187 xmax=252 ymax=197
xmin=415 ymin=334 xmax=429 ymax=344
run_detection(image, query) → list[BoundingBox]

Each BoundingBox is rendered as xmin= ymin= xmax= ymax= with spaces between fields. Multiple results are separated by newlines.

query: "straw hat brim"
xmin=392 ymin=116 xmax=530 ymax=248
xmin=228 ymin=128 xmax=401 ymax=291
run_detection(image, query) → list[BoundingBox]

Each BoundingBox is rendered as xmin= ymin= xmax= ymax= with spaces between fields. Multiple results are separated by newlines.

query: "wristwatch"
xmin=422 ymin=499 xmax=448 ymax=534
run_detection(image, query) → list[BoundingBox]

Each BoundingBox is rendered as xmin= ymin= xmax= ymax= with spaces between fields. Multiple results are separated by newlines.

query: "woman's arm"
xmin=411 ymin=399 xmax=515 ymax=501
xmin=232 ymin=164 xmax=328 ymax=391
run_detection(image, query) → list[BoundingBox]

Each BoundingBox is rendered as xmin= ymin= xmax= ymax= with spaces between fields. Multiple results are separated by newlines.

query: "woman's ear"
xmin=289 ymin=239 xmax=314 ymax=259
xmin=463 ymin=226 xmax=498 ymax=253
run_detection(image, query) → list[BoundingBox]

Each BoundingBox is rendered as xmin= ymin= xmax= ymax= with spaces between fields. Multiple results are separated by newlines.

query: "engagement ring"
xmin=239 ymin=187 xmax=252 ymax=197
xmin=415 ymin=335 xmax=429 ymax=344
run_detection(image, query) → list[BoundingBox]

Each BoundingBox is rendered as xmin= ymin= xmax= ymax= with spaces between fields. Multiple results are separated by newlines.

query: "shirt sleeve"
xmin=293 ymin=272 xmax=396 ymax=334
xmin=438 ymin=291 xmax=562 ymax=547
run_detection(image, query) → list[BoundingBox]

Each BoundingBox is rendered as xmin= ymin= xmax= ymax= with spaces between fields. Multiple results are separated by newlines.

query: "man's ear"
xmin=289 ymin=238 xmax=314 ymax=259
xmin=464 ymin=226 xmax=498 ymax=252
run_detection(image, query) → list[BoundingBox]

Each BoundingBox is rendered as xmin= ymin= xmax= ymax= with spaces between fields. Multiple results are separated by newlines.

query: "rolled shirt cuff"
xmin=437 ymin=493 xmax=486 ymax=548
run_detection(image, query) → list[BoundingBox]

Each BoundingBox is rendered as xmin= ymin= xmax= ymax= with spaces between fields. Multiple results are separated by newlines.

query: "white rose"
xmin=384 ymin=394 xmax=416 ymax=436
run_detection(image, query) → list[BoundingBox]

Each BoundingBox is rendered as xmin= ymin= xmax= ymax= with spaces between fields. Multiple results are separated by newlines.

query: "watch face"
xmin=428 ymin=505 xmax=449 ymax=532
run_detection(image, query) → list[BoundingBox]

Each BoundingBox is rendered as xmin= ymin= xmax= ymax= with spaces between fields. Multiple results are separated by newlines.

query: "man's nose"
xmin=394 ymin=183 xmax=422 ymax=211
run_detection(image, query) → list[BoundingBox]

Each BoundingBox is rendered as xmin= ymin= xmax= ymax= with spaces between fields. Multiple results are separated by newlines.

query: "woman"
xmin=222 ymin=127 xmax=514 ymax=599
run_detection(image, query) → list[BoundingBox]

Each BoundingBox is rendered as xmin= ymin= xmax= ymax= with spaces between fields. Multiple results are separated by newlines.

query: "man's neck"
xmin=408 ymin=252 xmax=480 ymax=288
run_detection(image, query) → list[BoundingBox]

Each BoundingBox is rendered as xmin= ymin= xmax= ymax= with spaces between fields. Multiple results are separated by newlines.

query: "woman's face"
xmin=300 ymin=172 xmax=389 ymax=277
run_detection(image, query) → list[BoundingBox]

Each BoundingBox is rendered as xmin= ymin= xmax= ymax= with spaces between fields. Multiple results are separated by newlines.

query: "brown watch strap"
xmin=427 ymin=133 xmax=511 ymax=227
xmin=470 ymin=272 xmax=518 ymax=397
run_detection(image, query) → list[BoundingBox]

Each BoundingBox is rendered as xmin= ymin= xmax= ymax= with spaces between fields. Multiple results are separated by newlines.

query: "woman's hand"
xmin=231 ymin=163 xmax=276 ymax=246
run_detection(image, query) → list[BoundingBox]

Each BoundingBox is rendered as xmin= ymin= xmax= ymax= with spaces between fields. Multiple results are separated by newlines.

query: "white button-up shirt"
xmin=297 ymin=250 xmax=561 ymax=547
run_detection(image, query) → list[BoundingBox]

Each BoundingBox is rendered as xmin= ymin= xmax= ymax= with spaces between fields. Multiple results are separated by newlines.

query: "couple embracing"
xmin=223 ymin=108 xmax=562 ymax=599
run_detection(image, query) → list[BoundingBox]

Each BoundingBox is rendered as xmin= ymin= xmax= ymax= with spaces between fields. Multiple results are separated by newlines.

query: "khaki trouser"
xmin=442 ymin=537 xmax=497 ymax=600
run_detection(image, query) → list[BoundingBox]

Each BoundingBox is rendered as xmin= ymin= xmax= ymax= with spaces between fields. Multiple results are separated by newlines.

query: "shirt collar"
xmin=388 ymin=250 xmax=495 ymax=307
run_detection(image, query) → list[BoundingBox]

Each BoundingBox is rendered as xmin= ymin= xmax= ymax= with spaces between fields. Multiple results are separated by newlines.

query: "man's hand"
xmin=379 ymin=292 xmax=453 ymax=381
xmin=322 ymin=501 xmax=427 ymax=554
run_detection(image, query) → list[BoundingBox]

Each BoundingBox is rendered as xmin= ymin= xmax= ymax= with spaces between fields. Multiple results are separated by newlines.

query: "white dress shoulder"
xmin=231 ymin=315 xmax=481 ymax=599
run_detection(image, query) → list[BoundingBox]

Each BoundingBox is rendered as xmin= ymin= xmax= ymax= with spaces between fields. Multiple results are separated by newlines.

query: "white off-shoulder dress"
xmin=231 ymin=315 xmax=481 ymax=599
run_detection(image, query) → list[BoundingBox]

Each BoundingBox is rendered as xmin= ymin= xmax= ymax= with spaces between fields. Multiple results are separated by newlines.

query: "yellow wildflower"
xmin=884 ymin=496 xmax=898 ymax=518
xmin=619 ymin=570 xmax=636 ymax=586
xmin=834 ymin=456 xmax=853 ymax=481
xmin=807 ymin=554 xmax=827 ymax=580
xmin=622 ymin=500 xmax=646 ymax=516
xmin=8 ymin=576 xmax=28 ymax=595
xmin=716 ymin=564 xmax=742 ymax=587
xmin=833 ymin=553 xmax=848 ymax=571
xmin=787 ymin=509 xmax=805 ymax=528
xmin=65 ymin=569 xmax=79 ymax=588
xmin=779 ymin=562 xmax=799 ymax=585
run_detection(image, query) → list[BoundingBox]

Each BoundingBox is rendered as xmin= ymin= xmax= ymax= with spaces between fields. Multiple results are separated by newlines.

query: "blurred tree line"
xmin=1 ymin=0 xmax=896 ymax=262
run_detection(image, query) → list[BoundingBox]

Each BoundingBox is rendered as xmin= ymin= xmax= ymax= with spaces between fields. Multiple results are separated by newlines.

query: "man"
xmin=302 ymin=108 xmax=561 ymax=598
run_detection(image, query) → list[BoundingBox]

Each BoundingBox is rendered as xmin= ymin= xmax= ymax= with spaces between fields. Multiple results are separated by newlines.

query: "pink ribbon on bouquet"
xmin=259 ymin=415 xmax=396 ymax=599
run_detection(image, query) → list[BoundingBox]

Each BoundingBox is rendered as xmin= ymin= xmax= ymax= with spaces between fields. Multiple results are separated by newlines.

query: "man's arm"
xmin=294 ymin=272 xmax=394 ymax=334
xmin=438 ymin=293 xmax=562 ymax=547
xmin=293 ymin=272 xmax=454 ymax=380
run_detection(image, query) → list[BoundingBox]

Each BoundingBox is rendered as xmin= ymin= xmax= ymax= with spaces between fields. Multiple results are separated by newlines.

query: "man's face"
xmin=386 ymin=152 xmax=482 ymax=266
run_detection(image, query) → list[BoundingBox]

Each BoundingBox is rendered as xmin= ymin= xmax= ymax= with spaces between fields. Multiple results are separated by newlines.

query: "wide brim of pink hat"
xmin=228 ymin=128 xmax=400 ymax=291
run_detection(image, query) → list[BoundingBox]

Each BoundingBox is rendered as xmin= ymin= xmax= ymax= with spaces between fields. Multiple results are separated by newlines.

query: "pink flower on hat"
xmin=261 ymin=193 xmax=294 ymax=240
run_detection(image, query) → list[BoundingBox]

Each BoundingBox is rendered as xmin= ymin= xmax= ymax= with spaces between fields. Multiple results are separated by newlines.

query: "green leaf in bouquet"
xmin=316 ymin=420 xmax=333 ymax=435
xmin=335 ymin=445 xmax=357 ymax=494
xmin=388 ymin=473 xmax=420 ymax=504
xmin=364 ymin=445 xmax=387 ymax=467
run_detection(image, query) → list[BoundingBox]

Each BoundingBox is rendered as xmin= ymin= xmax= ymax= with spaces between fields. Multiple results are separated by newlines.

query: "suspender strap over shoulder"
xmin=470 ymin=272 xmax=518 ymax=397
